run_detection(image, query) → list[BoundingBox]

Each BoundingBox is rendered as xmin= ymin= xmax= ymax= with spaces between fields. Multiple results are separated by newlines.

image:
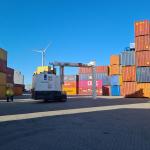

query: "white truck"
xmin=32 ymin=72 xmax=67 ymax=102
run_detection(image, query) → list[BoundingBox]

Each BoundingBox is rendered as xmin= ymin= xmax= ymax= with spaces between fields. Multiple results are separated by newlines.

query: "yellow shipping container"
xmin=63 ymin=87 xmax=77 ymax=95
xmin=136 ymin=83 xmax=150 ymax=98
xmin=0 ymin=72 xmax=6 ymax=85
xmin=0 ymin=48 xmax=7 ymax=61
xmin=0 ymin=85 xmax=6 ymax=99
xmin=36 ymin=66 xmax=51 ymax=74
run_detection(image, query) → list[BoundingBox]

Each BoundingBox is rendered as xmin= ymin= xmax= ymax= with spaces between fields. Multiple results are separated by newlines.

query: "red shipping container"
xmin=136 ymin=51 xmax=150 ymax=66
xmin=121 ymin=82 xmax=137 ymax=97
xmin=79 ymin=80 xmax=102 ymax=88
xmin=135 ymin=20 xmax=150 ymax=37
xmin=135 ymin=35 xmax=150 ymax=51
xmin=0 ymin=59 xmax=7 ymax=73
xmin=102 ymin=86 xmax=111 ymax=96
xmin=79 ymin=66 xmax=108 ymax=74
xmin=6 ymin=67 xmax=14 ymax=84
xmin=122 ymin=66 xmax=136 ymax=82
xmin=79 ymin=87 xmax=102 ymax=96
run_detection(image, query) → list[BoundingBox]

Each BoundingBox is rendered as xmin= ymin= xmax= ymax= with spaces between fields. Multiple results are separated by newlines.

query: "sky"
xmin=0 ymin=0 xmax=150 ymax=84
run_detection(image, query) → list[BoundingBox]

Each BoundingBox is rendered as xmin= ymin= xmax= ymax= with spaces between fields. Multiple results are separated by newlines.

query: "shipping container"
xmin=6 ymin=67 xmax=14 ymax=84
xmin=0 ymin=85 xmax=6 ymax=99
xmin=122 ymin=66 xmax=136 ymax=82
xmin=121 ymin=82 xmax=137 ymax=97
xmin=102 ymin=86 xmax=111 ymax=96
xmin=136 ymin=51 xmax=150 ymax=66
xmin=136 ymin=83 xmax=150 ymax=98
xmin=0 ymin=59 xmax=7 ymax=73
xmin=135 ymin=20 xmax=150 ymax=37
xmin=13 ymin=84 xmax=24 ymax=96
xmin=79 ymin=80 xmax=102 ymax=88
xmin=110 ymin=65 xmax=121 ymax=75
xmin=79 ymin=66 xmax=108 ymax=74
xmin=79 ymin=73 xmax=107 ymax=81
xmin=111 ymin=75 xmax=121 ymax=86
xmin=135 ymin=35 xmax=150 ymax=51
xmin=110 ymin=55 xmax=120 ymax=65
xmin=121 ymin=51 xmax=135 ymax=66
xmin=0 ymin=48 xmax=7 ymax=61
xmin=62 ymin=87 xmax=77 ymax=95
xmin=136 ymin=67 xmax=150 ymax=82
xmin=64 ymin=75 xmax=78 ymax=81
xmin=0 ymin=72 xmax=6 ymax=85
xmin=111 ymin=85 xmax=120 ymax=96
xmin=14 ymin=70 xmax=24 ymax=85
xmin=102 ymin=76 xmax=111 ymax=85
xmin=79 ymin=87 xmax=102 ymax=96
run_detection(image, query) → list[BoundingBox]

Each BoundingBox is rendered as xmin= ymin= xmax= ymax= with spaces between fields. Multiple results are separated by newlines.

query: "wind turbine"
xmin=33 ymin=43 xmax=51 ymax=66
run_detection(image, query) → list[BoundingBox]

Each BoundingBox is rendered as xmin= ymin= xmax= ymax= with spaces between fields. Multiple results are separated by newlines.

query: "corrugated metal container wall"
xmin=121 ymin=82 xmax=137 ymax=97
xmin=0 ymin=48 xmax=7 ymax=61
xmin=6 ymin=67 xmax=14 ymax=84
xmin=79 ymin=80 xmax=102 ymax=88
xmin=111 ymin=85 xmax=120 ymax=96
xmin=121 ymin=51 xmax=135 ymax=66
xmin=135 ymin=35 xmax=150 ymax=51
xmin=110 ymin=65 xmax=121 ymax=75
xmin=136 ymin=83 xmax=150 ymax=98
xmin=63 ymin=87 xmax=77 ymax=95
xmin=79 ymin=87 xmax=102 ymax=96
xmin=0 ymin=72 xmax=6 ymax=85
xmin=136 ymin=51 xmax=150 ymax=66
xmin=13 ymin=84 xmax=24 ymax=96
xmin=79 ymin=66 xmax=108 ymax=74
xmin=14 ymin=70 xmax=24 ymax=85
xmin=111 ymin=75 xmax=120 ymax=85
xmin=102 ymin=86 xmax=111 ymax=96
xmin=0 ymin=59 xmax=7 ymax=73
xmin=135 ymin=20 xmax=150 ymax=37
xmin=0 ymin=85 xmax=6 ymax=98
xmin=102 ymin=76 xmax=111 ymax=85
xmin=110 ymin=55 xmax=120 ymax=65
xmin=122 ymin=66 xmax=136 ymax=82
xmin=136 ymin=67 xmax=150 ymax=82
xmin=64 ymin=75 xmax=78 ymax=81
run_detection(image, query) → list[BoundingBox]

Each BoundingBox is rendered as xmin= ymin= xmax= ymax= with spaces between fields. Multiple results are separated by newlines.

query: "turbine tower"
xmin=33 ymin=43 xmax=51 ymax=66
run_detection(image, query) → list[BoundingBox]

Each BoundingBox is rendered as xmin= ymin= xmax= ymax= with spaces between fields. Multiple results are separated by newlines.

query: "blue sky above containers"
xmin=0 ymin=0 xmax=150 ymax=84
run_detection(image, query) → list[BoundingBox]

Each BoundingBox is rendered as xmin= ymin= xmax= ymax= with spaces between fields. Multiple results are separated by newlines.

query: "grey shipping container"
xmin=102 ymin=76 xmax=111 ymax=86
xmin=136 ymin=67 xmax=150 ymax=83
xmin=121 ymin=51 xmax=135 ymax=66
xmin=64 ymin=75 xmax=78 ymax=81
xmin=79 ymin=73 xmax=107 ymax=81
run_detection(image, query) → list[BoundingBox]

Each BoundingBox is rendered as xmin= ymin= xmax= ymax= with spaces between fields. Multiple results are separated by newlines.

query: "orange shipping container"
xmin=13 ymin=86 xmax=23 ymax=96
xmin=135 ymin=35 xmax=150 ymax=51
xmin=110 ymin=65 xmax=121 ymax=75
xmin=110 ymin=55 xmax=120 ymax=65
xmin=136 ymin=51 xmax=150 ymax=66
xmin=135 ymin=20 xmax=150 ymax=37
xmin=63 ymin=81 xmax=77 ymax=88
xmin=122 ymin=66 xmax=136 ymax=82
xmin=121 ymin=82 xmax=137 ymax=97
xmin=136 ymin=83 xmax=150 ymax=98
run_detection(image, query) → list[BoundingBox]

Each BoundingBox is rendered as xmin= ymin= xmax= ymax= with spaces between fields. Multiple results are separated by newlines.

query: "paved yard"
xmin=0 ymin=96 xmax=150 ymax=150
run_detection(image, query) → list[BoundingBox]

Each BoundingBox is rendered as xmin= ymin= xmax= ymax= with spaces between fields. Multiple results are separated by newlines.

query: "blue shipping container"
xmin=111 ymin=75 xmax=120 ymax=85
xmin=111 ymin=85 xmax=120 ymax=96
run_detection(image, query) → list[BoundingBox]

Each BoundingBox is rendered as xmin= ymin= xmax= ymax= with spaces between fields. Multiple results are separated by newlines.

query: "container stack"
xmin=120 ymin=48 xmax=137 ymax=97
xmin=79 ymin=66 xmax=108 ymax=95
xmin=0 ymin=48 xmax=7 ymax=98
xmin=62 ymin=75 xmax=79 ymax=95
xmin=110 ymin=55 xmax=122 ymax=96
xmin=135 ymin=20 xmax=150 ymax=98
xmin=13 ymin=70 xmax=24 ymax=96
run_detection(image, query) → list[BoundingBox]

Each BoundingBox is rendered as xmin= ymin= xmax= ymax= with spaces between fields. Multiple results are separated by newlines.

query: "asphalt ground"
xmin=0 ymin=96 xmax=150 ymax=150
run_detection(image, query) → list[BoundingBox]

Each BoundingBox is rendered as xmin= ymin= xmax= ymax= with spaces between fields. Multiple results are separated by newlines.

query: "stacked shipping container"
xmin=0 ymin=49 xmax=7 ymax=98
xmin=135 ymin=20 xmax=150 ymax=98
xmin=121 ymin=50 xmax=137 ymax=97
xmin=110 ymin=55 xmax=121 ymax=96
xmin=62 ymin=75 xmax=79 ymax=95
xmin=79 ymin=66 xmax=109 ymax=95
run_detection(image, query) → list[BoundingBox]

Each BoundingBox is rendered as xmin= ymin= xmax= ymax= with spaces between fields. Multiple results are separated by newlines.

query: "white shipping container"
xmin=14 ymin=70 xmax=24 ymax=85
